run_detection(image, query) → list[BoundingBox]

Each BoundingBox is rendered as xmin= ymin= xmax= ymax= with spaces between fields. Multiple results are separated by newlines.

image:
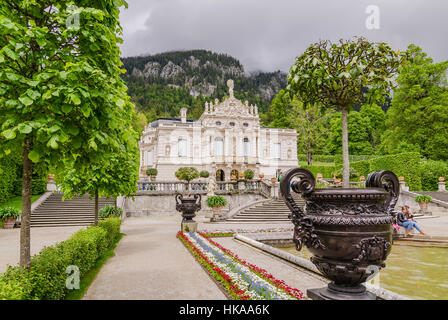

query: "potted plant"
xmin=48 ymin=174 xmax=55 ymax=181
xmin=230 ymin=174 xmax=237 ymax=181
xmin=270 ymin=177 xmax=277 ymax=184
xmin=244 ymin=169 xmax=254 ymax=180
xmin=414 ymin=194 xmax=432 ymax=212
xmin=399 ymin=176 xmax=405 ymax=182
xmin=0 ymin=207 xmax=21 ymax=229
xmin=206 ymin=195 xmax=227 ymax=222
xmin=238 ymin=172 xmax=244 ymax=180
xmin=258 ymin=173 xmax=265 ymax=179
xmin=146 ymin=168 xmax=158 ymax=182
xmin=439 ymin=177 xmax=445 ymax=182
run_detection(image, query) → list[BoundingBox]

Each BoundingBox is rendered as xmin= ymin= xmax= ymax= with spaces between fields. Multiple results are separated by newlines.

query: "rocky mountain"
xmin=121 ymin=50 xmax=287 ymax=116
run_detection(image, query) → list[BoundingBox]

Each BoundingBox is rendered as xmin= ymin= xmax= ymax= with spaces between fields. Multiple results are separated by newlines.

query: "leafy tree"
xmin=328 ymin=111 xmax=374 ymax=155
xmin=0 ymin=0 xmax=131 ymax=266
xmin=266 ymin=90 xmax=293 ymax=128
xmin=287 ymin=37 xmax=403 ymax=187
xmin=380 ymin=45 xmax=448 ymax=160
xmin=290 ymin=99 xmax=328 ymax=165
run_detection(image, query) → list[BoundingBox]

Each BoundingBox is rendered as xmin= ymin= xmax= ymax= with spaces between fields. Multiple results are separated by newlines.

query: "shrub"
xmin=175 ymin=167 xmax=199 ymax=182
xmin=0 ymin=207 xmax=21 ymax=220
xmin=414 ymin=195 xmax=432 ymax=203
xmin=419 ymin=160 xmax=448 ymax=191
xmin=243 ymin=169 xmax=254 ymax=180
xmin=146 ymin=168 xmax=158 ymax=177
xmin=206 ymin=195 xmax=227 ymax=208
xmin=0 ymin=156 xmax=20 ymax=204
xmin=98 ymin=217 xmax=121 ymax=248
xmin=199 ymin=170 xmax=210 ymax=178
xmin=99 ymin=205 xmax=123 ymax=219
xmin=298 ymin=154 xmax=335 ymax=163
xmin=0 ymin=217 xmax=120 ymax=300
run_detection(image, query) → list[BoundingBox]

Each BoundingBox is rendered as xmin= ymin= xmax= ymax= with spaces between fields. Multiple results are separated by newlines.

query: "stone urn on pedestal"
xmin=280 ymin=168 xmax=400 ymax=300
xmin=175 ymin=194 xmax=201 ymax=232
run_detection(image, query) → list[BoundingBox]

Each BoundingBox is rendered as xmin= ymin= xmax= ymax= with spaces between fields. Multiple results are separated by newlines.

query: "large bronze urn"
xmin=280 ymin=168 xmax=399 ymax=300
xmin=175 ymin=194 xmax=202 ymax=222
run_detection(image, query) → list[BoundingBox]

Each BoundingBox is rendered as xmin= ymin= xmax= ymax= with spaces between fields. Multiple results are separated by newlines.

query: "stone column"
xmin=439 ymin=181 xmax=446 ymax=192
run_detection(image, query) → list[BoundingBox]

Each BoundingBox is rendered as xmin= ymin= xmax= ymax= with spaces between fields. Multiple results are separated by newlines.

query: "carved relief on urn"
xmin=280 ymin=168 xmax=399 ymax=300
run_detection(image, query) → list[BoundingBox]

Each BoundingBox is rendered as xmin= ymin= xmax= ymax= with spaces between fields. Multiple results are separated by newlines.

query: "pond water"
xmin=279 ymin=245 xmax=448 ymax=300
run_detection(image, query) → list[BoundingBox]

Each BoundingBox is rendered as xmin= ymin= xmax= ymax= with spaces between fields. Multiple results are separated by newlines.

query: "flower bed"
xmin=177 ymin=232 xmax=305 ymax=300
xmin=201 ymin=228 xmax=293 ymax=238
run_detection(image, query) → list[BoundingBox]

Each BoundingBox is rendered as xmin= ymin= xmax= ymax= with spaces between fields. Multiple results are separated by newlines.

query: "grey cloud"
xmin=119 ymin=0 xmax=448 ymax=73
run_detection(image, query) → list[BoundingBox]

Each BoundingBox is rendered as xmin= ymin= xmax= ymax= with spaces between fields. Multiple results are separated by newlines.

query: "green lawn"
xmin=0 ymin=195 xmax=42 ymax=210
xmin=0 ymin=194 xmax=43 ymax=228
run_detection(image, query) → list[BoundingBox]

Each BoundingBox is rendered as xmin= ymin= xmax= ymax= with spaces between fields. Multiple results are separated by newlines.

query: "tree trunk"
xmin=20 ymin=138 xmax=32 ymax=268
xmin=307 ymin=151 xmax=313 ymax=165
xmin=341 ymin=107 xmax=350 ymax=188
xmin=94 ymin=189 xmax=99 ymax=226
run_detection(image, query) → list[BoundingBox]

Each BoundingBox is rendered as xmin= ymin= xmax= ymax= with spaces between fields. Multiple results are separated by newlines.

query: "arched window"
xmin=178 ymin=139 xmax=187 ymax=157
xmin=243 ymin=138 xmax=250 ymax=157
xmin=214 ymin=137 xmax=223 ymax=156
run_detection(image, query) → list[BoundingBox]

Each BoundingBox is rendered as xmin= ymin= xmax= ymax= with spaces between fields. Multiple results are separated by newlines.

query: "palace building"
xmin=138 ymin=80 xmax=298 ymax=181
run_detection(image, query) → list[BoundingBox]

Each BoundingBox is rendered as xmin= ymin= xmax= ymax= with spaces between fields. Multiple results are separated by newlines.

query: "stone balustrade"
xmin=136 ymin=179 xmax=271 ymax=196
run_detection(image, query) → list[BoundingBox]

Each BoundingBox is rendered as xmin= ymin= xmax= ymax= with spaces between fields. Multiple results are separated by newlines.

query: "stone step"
xmin=30 ymin=193 xmax=113 ymax=227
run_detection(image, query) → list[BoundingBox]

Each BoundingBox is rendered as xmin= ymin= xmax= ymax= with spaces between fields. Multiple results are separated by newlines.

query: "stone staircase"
xmin=225 ymin=196 xmax=305 ymax=223
xmin=30 ymin=193 xmax=115 ymax=227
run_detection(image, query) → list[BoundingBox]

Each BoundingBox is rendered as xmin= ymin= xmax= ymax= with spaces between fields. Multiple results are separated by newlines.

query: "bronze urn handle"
xmin=365 ymin=170 xmax=400 ymax=216
xmin=280 ymin=168 xmax=324 ymax=251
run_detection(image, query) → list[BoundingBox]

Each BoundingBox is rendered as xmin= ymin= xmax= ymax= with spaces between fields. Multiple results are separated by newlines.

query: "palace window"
xmin=145 ymin=150 xmax=153 ymax=166
xmin=229 ymin=122 xmax=235 ymax=127
xmin=274 ymin=143 xmax=281 ymax=159
xmin=178 ymin=139 xmax=187 ymax=157
xmin=243 ymin=138 xmax=250 ymax=157
xmin=243 ymin=122 xmax=249 ymax=127
xmin=214 ymin=137 xmax=224 ymax=156
xmin=216 ymin=121 xmax=221 ymax=126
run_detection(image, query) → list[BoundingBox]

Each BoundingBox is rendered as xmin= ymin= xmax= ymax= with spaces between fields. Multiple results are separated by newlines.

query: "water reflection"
xmin=280 ymin=245 xmax=448 ymax=300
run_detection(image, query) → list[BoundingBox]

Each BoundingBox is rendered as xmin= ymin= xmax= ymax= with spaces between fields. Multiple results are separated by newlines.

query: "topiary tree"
xmin=175 ymin=167 xmax=199 ymax=191
xmin=243 ymin=169 xmax=254 ymax=180
xmin=199 ymin=170 xmax=210 ymax=178
xmin=288 ymin=37 xmax=404 ymax=187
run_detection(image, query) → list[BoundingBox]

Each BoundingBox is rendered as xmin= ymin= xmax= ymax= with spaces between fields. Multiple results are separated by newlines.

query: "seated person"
xmin=396 ymin=206 xmax=426 ymax=236
xmin=404 ymin=205 xmax=414 ymax=220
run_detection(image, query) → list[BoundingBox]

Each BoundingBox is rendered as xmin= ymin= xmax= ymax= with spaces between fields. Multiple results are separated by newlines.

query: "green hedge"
xmin=300 ymin=164 xmax=336 ymax=178
xmin=336 ymin=160 xmax=370 ymax=178
xmin=0 ymin=217 xmax=121 ymax=300
xmin=306 ymin=152 xmax=423 ymax=190
xmin=419 ymin=160 xmax=448 ymax=191
xmin=368 ymin=152 xmax=422 ymax=191
xmin=0 ymin=157 xmax=19 ymax=204
xmin=334 ymin=154 xmax=381 ymax=164
xmin=298 ymin=154 xmax=335 ymax=163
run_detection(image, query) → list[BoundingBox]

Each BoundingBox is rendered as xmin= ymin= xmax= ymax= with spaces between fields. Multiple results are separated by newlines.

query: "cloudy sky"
xmin=119 ymin=0 xmax=448 ymax=73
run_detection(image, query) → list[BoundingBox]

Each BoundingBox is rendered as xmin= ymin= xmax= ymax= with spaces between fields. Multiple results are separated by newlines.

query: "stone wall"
xmin=124 ymin=193 xmax=266 ymax=219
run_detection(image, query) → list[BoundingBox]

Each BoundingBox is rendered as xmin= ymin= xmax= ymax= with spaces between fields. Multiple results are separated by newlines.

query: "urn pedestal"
xmin=280 ymin=168 xmax=399 ymax=300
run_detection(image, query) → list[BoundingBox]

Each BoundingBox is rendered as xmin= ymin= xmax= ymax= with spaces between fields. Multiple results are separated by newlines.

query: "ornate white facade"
xmin=139 ymin=80 xmax=298 ymax=181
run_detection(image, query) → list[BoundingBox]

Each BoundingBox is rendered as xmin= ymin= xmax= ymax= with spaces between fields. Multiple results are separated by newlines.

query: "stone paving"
xmin=0 ymin=225 xmax=83 ymax=273
xmin=83 ymin=215 xmax=325 ymax=300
